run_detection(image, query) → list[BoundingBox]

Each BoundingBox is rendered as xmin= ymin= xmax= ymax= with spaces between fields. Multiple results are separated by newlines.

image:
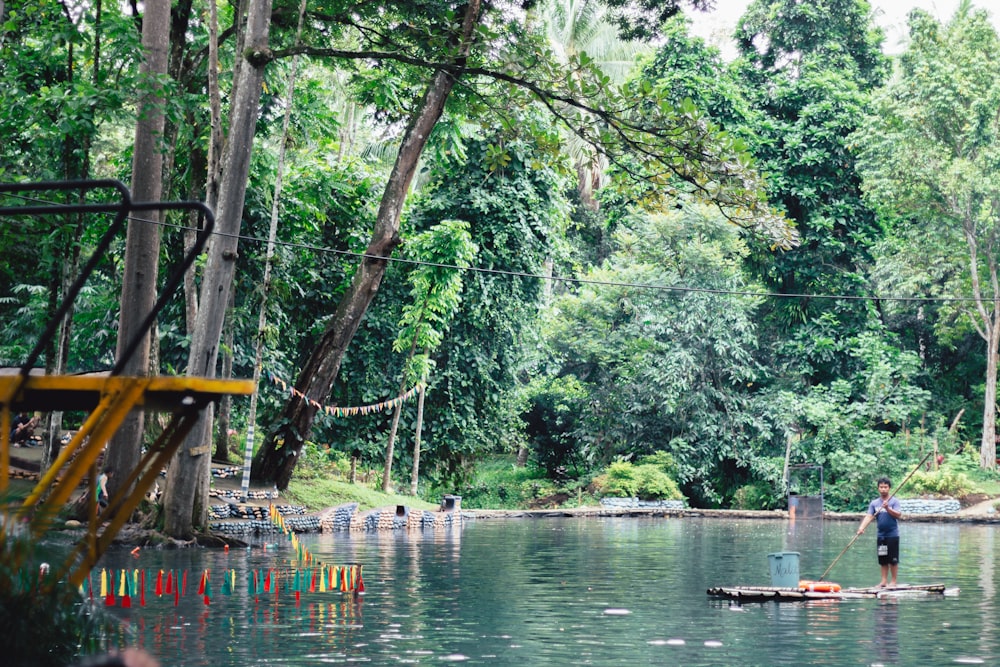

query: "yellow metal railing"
xmin=2 ymin=373 xmax=254 ymax=588
xmin=0 ymin=180 xmax=253 ymax=591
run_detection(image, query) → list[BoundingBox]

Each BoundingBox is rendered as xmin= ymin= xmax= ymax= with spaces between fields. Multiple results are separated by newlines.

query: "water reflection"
xmin=978 ymin=528 xmax=996 ymax=658
xmin=91 ymin=518 xmax=999 ymax=666
xmin=871 ymin=600 xmax=899 ymax=666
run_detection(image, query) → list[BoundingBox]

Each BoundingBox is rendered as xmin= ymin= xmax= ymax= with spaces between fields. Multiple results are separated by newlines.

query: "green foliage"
xmin=448 ymin=459 xmax=556 ymax=509
xmin=393 ymin=218 xmax=478 ymax=379
xmin=0 ymin=523 xmax=121 ymax=665
xmin=852 ymin=5 xmax=1000 ymax=469
xmin=820 ymin=437 xmax=906 ymax=510
xmin=777 ymin=318 xmax=937 ymax=510
xmin=732 ymin=0 xmax=889 ymax=330
xmin=289 ymin=441 xmax=354 ymax=481
xmin=732 ymin=482 xmax=780 ymax=511
xmin=636 ymin=450 xmax=679 ymax=477
xmin=388 ymin=135 xmax=568 ymax=480
xmin=595 ymin=459 xmax=684 ymax=501
xmin=940 ymin=448 xmax=1000 ymax=492
xmin=522 ymin=374 xmax=589 ymax=478
xmin=0 ymin=190 xmax=123 ymax=372
xmin=601 ymin=0 xmax=698 ymax=41
xmin=425 ymin=456 xmax=609 ymax=509
xmin=638 ymin=15 xmax=755 ymax=142
xmin=8 ymin=0 xmax=1000 ymax=518
xmin=0 ymin=0 xmax=138 ymax=180
xmin=536 ymin=202 xmax=779 ymax=504
xmin=736 ymin=0 xmax=888 ymax=89
xmin=906 ymin=469 xmax=974 ymax=498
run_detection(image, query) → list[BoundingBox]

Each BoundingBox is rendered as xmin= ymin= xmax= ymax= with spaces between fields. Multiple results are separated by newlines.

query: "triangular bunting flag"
xmin=121 ymin=570 xmax=131 ymax=608
xmin=203 ymin=572 xmax=212 ymax=605
xmin=104 ymin=569 xmax=115 ymax=606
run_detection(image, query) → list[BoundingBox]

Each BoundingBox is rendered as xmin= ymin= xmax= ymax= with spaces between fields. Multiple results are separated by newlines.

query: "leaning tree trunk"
xmin=251 ymin=0 xmax=483 ymax=490
xmin=161 ymin=0 xmax=272 ymax=538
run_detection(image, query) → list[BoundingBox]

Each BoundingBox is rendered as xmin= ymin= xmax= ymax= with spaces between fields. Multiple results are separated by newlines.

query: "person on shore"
xmin=788 ymin=491 xmax=799 ymax=520
xmin=97 ymin=467 xmax=113 ymax=509
xmin=856 ymin=476 xmax=902 ymax=588
xmin=10 ymin=411 xmax=38 ymax=446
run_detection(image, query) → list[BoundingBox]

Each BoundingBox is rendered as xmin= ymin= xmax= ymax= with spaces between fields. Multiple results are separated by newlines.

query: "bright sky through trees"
xmin=690 ymin=0 xmax=998 ymax=57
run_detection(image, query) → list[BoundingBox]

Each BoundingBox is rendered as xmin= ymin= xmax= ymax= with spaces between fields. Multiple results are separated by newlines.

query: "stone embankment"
xmin=459 ymin=496 xmax=1000 ymax=525
xmin=899 ymin=497 xmax=962 ymax=514
xmin=207 ymin=493 xmax=1000 ymax=535
xmin=10 ymin=444 xmax=997 ymax=534
xmin=210 ymin=496 xmax=465 ymax=536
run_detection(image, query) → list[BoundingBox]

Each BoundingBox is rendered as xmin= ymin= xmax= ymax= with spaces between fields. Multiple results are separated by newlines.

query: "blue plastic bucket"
xmin=767 ymin=552 xmax=800 ymax=588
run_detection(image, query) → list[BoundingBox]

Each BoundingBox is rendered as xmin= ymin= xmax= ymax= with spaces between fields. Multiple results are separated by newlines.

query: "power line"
xmin=0 ymin=192 xmax=987 ymax=305
xmin=151 ymin=213 xmax=993 ymax=306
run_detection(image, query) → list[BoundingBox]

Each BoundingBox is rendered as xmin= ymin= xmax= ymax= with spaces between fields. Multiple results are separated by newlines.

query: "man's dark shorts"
xmin=877 ymin=536 xmax=900 ymax=565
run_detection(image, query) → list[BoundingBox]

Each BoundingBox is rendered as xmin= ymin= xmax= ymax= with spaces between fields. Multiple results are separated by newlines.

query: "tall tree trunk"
xmin=967 ymin=223 xmax=1000 ymax=470
xmin=43 ymin=231 xmax=83 ymax=471
xmin=239 ymin=0 xmax=305 ymax=498
xmin=252 ymin=0 xmax=483 ymax=490
xmin=104 ymin=0 xmax=170 ymax=496
xmin=214 ymin=293 xmax=234 ymax=462
xmin=162 ymin=0 xmax=272 ymax=538
xmin=981 ymin=319 xmax=999 ymax=469
xmin=410 ymin=379 xmax=427 ymax=497
xmin=383 ymin=331 xmax=422 ymax=493
xmin=205 ymin=0 xmax=224 ymax=212
xmin=42 ymin=0 xmax=100 ymax=471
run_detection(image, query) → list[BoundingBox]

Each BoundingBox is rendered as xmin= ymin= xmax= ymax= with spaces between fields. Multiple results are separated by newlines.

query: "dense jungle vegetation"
xmin=3 ymin=0 xmax=1000 ymax=525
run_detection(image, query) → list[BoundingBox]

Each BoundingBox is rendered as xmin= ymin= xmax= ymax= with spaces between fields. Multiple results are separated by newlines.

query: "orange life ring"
xmin=799 ymin=580 xmax=841 ymax=592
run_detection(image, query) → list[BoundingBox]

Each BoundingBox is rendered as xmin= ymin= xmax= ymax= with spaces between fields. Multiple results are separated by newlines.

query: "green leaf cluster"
xmin=595 ymin=458 xmax=684 ymax=501
xmin=906 ymin=469 xmax=973 ymax=498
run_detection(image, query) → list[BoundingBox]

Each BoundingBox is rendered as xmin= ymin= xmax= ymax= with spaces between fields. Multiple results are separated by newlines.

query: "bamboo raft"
xmin=707 ymin=583 xmax=956 ymax=602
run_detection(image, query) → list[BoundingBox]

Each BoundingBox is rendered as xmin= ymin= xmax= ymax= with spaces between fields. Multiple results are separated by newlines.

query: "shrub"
xmin=522 ymin=376 xmax=588 ymax=478
xmin=439 ymin=458 xmax=552 ymax=509
xmin=596 ymin=460 xmax=684 ymax=501
xmin=906 ymin=469 xmax=973 ymax=498
xmin=293 ymin=442 xmax=353 ymax=481
xmin=732 ymin=482 xmax=779 ymax=510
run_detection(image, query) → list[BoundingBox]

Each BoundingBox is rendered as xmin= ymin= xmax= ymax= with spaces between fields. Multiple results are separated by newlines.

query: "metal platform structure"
xmin=0 ymin=180 xmax=254 ymax=590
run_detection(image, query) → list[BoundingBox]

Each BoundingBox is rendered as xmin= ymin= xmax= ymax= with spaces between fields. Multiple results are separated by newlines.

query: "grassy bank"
xmin=285 ymin=477 xmax=437 ymax=512
xmin=282 ymin=449 xmax=1000 ymax=515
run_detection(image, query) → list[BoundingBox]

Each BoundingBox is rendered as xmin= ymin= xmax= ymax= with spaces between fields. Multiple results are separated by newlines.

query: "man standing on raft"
xmin=856 ymin=476 xmax=902 ymax=588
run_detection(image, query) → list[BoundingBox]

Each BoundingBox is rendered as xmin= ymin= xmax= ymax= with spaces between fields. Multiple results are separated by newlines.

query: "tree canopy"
xmin=1 ymin=0 xmax=998 ymax=524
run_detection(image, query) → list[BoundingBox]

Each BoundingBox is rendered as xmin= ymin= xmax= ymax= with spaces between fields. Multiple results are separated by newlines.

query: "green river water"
xmin=90 ymin=516 xmax=996 ymax=666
